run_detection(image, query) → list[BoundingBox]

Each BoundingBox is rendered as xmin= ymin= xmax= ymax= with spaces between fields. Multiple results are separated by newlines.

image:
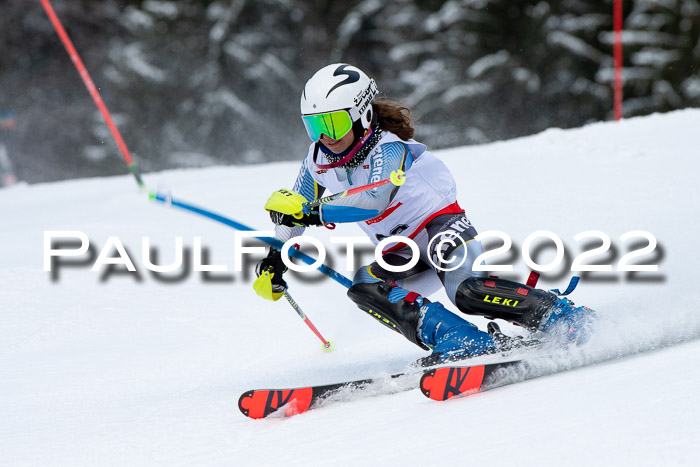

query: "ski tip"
xmin=420 ymin=369 xmax=438 ymax=400
xmin=238 ymin=390 xmax=256 ymax=418
xmin=238 ymin=388 xmax=314 ymax=419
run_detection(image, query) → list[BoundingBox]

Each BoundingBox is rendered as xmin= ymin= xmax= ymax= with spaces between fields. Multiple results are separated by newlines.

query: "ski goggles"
xmin=301 ymin=110 xmax=353 ymax=142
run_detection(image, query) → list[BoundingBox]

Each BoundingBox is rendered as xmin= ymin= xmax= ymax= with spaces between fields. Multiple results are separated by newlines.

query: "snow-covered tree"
xmin=2 ymin=0 xmax=698 ymax=182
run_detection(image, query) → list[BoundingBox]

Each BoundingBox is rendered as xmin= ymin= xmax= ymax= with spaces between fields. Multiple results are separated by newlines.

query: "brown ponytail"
xmin=373 ymin=98 xmax=415 ymax=141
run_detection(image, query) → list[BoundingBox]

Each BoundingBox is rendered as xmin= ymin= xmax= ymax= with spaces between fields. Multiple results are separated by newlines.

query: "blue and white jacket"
xmin=275 ymin=131 xmax=462 ymax=250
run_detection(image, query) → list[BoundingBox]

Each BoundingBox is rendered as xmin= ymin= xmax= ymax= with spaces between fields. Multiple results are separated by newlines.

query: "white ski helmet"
xmin=300 ymin=63 xmax=378 ymax=143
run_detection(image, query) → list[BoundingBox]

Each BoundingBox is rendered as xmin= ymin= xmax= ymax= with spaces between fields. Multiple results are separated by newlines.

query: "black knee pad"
xmin=347 ymin=281 xmax=429 ymax=350
xmin=455 ymin=277 xmax=557 ymax=329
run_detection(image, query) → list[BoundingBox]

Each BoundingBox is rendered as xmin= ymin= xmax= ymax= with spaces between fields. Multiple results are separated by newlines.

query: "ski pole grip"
xmin=390 ymin=170 xmax=406 ymax=186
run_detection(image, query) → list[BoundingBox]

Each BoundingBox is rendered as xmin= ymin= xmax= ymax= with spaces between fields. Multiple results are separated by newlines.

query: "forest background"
xmin=1 ymin=0 xmax=698 ymax=183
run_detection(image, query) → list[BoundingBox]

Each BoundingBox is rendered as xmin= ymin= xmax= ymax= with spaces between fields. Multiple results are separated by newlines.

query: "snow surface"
xmin=2 ymin=109 xmax=700 ymax=466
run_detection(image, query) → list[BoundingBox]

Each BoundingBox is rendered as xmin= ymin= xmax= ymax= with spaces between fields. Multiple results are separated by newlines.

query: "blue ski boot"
xmin=347 ymin=276 xmax=497 ymax=363
xmin=418 ymin=301 xmax=497 ymax=363
xmin=538 ymin=297 xmax=596 ymax=344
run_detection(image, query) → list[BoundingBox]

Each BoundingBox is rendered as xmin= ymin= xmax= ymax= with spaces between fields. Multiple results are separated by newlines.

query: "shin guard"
xmin=455 ymin=277 xmax=557 ymax=329
xmin=347 ymin=281 xmax=429 ymax=350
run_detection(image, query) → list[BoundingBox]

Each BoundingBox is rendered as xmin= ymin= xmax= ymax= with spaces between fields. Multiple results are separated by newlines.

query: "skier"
xmin=254 ymin=63 xmax=594 ymax=362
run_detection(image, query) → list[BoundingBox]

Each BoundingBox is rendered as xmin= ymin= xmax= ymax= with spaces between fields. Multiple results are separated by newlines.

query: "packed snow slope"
xmin=2 ymin=109 xmax=700 ymax=466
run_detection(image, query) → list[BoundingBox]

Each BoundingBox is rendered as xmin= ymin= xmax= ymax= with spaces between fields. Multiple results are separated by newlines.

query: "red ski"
xmin=238 ymin=372 xmax=419 ymax=419
xmin=420 ymin=360 xmax=523 ymax=401
xmin=238 ymin=357 xmax=535 ymax=419
xmin=238 ymin=387 xmax=316 ymax=419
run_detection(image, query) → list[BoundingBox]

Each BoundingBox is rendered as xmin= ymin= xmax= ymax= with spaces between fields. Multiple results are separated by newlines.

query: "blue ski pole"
xmin=149 ymin=191 xmax=353 ymax=289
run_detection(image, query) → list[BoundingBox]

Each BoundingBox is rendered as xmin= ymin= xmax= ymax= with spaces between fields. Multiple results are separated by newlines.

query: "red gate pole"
xmin=39 ymin=0 xmax=145 ymax=188
xmin=613 ymin=0 xmax=624 ymax=121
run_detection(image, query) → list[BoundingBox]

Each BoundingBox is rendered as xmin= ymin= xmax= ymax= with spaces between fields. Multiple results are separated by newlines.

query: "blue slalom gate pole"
xmin=149 ymin=191 xmax=353 ymax=289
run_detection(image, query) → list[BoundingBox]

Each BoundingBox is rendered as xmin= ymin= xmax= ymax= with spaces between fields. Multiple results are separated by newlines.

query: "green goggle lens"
xmin=301 ymin=110 xmax=353 ymax=142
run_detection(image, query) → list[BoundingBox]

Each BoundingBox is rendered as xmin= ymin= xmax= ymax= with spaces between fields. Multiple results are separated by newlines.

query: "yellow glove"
xmin=264 ymin=189 xmax=323 ymax=227
xmin=253 ymin=247 xmax=288 ymax=301
xmin=264 ymin=189 xmax=308 ymax=218
xmin=253 ymin=270 xmax=285 ymax=301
